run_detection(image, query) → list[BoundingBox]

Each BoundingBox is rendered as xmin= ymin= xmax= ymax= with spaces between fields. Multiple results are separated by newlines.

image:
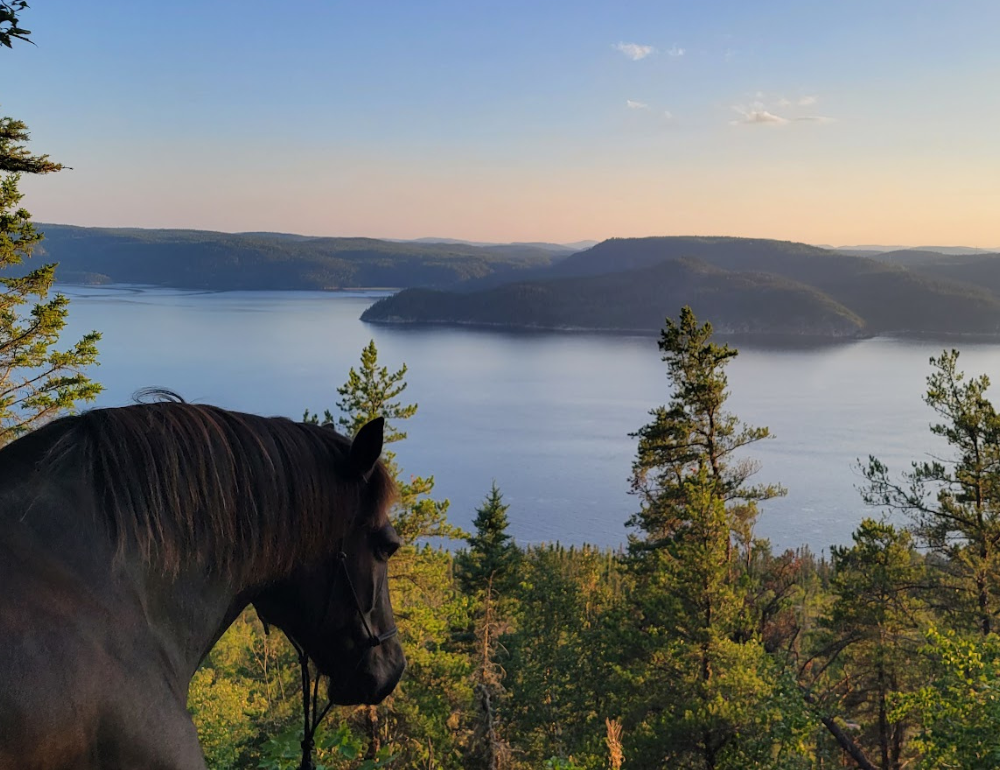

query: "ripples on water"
xmin=59 ymin=286 xmax=1000 ymax=552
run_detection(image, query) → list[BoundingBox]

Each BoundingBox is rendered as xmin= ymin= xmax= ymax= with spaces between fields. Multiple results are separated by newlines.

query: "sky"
xmin=5 ymin=0 xmax=1000 ymax=246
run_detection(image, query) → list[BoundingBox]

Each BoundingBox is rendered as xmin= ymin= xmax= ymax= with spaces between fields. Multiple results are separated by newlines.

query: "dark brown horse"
xmin=0 ymin=398 xmax=405 ymax=769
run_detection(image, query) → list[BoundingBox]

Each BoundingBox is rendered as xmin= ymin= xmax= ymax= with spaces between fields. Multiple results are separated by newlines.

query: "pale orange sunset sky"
xmin=8 ymin=0 xmax=1000 ymax=247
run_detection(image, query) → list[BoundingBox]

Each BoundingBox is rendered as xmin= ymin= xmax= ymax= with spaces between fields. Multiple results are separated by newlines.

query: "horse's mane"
xmin=40 ymin=396 xmax=396 ymax=580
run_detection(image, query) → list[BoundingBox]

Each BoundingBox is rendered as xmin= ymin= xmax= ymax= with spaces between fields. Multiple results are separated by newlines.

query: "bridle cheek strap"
xmin=335 ymin=551 xmax=398 ymax=647
xmin=272 ymin=549 xmax=398 ymax=770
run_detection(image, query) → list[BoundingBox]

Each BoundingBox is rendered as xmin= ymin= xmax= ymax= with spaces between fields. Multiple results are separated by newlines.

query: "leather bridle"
xmin=272 ymin=544 xmax=398 ymax=770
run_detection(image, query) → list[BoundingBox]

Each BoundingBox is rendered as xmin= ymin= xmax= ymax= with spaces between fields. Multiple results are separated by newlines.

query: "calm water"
xmin=56 ymin=285 xmax=1000 ymax=553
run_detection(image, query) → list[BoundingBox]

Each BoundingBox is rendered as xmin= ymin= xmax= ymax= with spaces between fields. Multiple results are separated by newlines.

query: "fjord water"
xmin=59 ymin=286 xmax=1000 ymax=552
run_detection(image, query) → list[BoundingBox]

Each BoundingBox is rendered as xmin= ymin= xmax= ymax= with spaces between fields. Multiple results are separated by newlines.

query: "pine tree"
xmin=621 ymin=307 xmax=801 ymax=769
xmin=862 ymin=349 xmax=1000 ymax=635
xmin=307 ymin=339 xmax=470 ymax=767
xmin=467 ymin=575 xmax=512 ymax=770
xmin=455 ymin=483 xmax=521 ymax=597
xmin=505 ymin=545 xmax=628 ymax=768
xmin=305 ymin=339 xmax=416 ymax=444
xmin=0 ymin=24 xmax=101 ymax=445
xmin=813 ymin=519 xmax=926 ymax=770
xmin=455 ymin=485 xmax=522 ymax=769
xmin=0 ymin=2 xmax=31 ymax=49
xmin=629 ymin=306 xmax=783 ymax=544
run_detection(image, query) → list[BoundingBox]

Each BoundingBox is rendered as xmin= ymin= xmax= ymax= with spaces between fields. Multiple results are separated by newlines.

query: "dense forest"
xmin=186 ymin=312 xmax=1000 ymax=770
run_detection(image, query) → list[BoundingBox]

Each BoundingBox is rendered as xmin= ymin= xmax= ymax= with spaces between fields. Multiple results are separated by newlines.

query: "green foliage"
xmin=188 ymin=612 xmax=301 ymax=769
xmin=891 ymin=628 xmax=1000 ymax=769
xmin=305 ymin=338 xmax=460 ymax=544
xmin=863 ymin=349 xmax=1000 ymax=635
xmin=505 ymin=545 xmax=627 ymax=769
xmin=629 ymin=306 xmax=784 ymax=542
xmin=189 ymin=666 xmax=258 ymax=769
xmin=544 ymin=758 xmax=586 ymax=770
xmin=620 ymin=307 xmax=800 ymax=767
xmin=0 ymin=2 xmax=30 ymax=49
xmin=187 ymin=318 xmax=1000 ymax=770
xmin=807 ymin=519 xmax=927 ymax=768
xmin=307 ymin=340 xmax=469 ymax=767
xmin=0 ymin=111 xmax=100 ymax=445
xmin=258 ymin=722 xmax=395 ymax=770
xmin=455 ymin=482 xmax=521 ymax=597
xmin=0 ymin=118 xmax=62 ymax=175
xmin=305 ymin=339 xmax=416 ymax=442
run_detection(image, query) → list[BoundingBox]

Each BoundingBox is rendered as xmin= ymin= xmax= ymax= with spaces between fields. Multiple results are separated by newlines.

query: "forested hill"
xmin=33 ymin=224 xmax=571 ymax=290
xmin=363 ymin=258 xmax=868 ymax=336
xmin=363 ymin=236 xmax=1000 ymax=337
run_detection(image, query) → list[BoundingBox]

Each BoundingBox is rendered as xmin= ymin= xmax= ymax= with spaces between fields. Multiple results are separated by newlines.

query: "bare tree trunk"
xmin=364 ymin=706 xmax=380 ymax=761
xmin=800 ymin=687 xmax=879 ymax=770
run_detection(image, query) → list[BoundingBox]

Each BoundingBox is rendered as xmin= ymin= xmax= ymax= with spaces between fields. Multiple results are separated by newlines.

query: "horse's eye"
xmin=372 ymin=524 xmax=401 ymax=561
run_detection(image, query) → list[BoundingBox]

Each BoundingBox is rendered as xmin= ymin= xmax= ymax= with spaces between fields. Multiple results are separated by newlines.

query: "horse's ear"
xmin=349 ymin=417 xmax=384 ymax=479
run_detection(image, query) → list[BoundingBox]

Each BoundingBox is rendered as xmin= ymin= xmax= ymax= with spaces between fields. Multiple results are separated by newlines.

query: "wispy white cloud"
xmin=613 ymin=42 xmax=655 ymax=61
xmin=731 ymin=103 xmax=788 ymax=125
xmin=663 ymin=110 xmax=674 ymax=120
xmin=667 ymin=45 xmax=685 ymax=57
xmin=798 ymin=95 xmax=818 ymax=106
xmin=731 ymin=99 xmax=834 ymax=126
xmin=626 ymin=99 xmax=650 ymax=110
xmin=724 ymin=49 xmax=737 ymax=61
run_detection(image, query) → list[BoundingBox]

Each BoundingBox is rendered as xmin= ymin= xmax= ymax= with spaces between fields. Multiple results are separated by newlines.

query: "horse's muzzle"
xmin=328 ymin=639 xmax=406 ymax=705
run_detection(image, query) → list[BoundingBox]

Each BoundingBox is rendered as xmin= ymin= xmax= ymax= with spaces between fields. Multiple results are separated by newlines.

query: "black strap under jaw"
xmin=275 ymin=547 xmax=398 ymax=770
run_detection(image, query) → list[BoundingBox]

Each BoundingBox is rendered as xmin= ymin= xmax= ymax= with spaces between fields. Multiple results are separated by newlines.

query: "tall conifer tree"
xmin=816 ymin=520 xmax=926 ymax=770
xmin=0 ymin=6 xmax=101 ymax=445
xmin=456 ymin=483 xmax=521 ymax=597
xmin=308 ymin=340 xmax=469 ymax=767
xmin=863 ymin=350 xmax=1000 ymax=635
xmin=622 ymin=307 xmax=804 ymax=769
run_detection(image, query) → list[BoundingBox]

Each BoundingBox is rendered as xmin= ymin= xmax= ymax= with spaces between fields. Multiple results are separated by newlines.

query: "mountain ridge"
xmin=21 ymin=224 xmax=1000 ymax=338
xmin=362 ymin=236 xmax=1000 ymax=337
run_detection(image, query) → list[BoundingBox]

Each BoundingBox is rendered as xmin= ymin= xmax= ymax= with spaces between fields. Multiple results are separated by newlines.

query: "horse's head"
xmin=252 ymin=417 xmax=405 ymax=705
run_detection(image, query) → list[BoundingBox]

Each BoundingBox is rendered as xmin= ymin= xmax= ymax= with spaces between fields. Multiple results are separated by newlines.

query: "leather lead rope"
xmin=289 ymin=637 xmax=334 ymax=770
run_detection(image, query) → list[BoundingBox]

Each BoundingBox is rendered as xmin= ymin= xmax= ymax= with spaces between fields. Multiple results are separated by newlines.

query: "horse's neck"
xmin=128 ymin=564 xmax=250 ymax=683
xmin=5 ymin=488 xmax=247 ymax=690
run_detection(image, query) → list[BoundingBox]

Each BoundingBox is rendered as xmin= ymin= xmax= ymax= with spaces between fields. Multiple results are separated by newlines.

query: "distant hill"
xmin=457 ymin=236 xmax=837 ymax=291
xmin=838 ymin=244 xmax=998 ymax=256
xmin=363 ymin=236 xmax=1000 ymax=337
xmin=404 ymin=237 xmax=592 ymax=252
xmin=24 ymin=225 xmax=1000 ymax=337
xmin=363 ymin=258 xmax=866 ymax=336
xmin=30 ymin=224 xmax=568 ymax=290
xmin=868 ymin=249 xmax=958 ymax=266
xmin=881 ymin=251 xmax=1000 ymax=296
